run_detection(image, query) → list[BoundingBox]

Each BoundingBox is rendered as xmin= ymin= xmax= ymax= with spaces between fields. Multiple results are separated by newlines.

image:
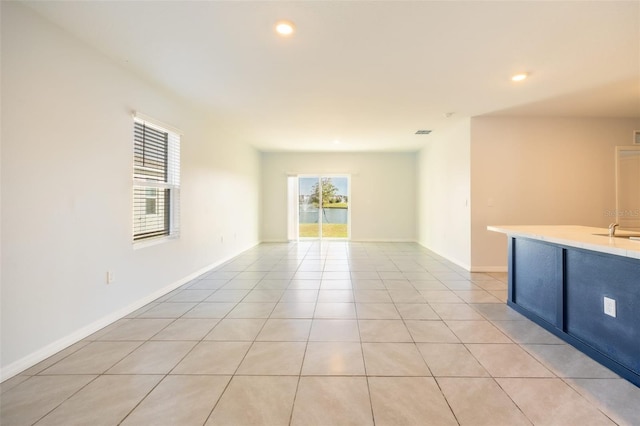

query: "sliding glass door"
xmin=319 ymin=176 xmax=349 ymax=238
xmin=296 ymin=175 xmax=349 ymax=239
xmin=298 ymin=177 xmax=321 ymax=238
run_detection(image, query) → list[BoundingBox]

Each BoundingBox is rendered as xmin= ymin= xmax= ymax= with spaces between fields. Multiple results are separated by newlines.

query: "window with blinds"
xmin=133 ymin=115 xmax=180 ymax=242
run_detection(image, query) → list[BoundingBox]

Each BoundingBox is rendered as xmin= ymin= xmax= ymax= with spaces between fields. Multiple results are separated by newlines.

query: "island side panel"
xmin=506 ymin=233 xmax=640 ymax=386
xmin=565 ymin=249 xmax=640 ymax=376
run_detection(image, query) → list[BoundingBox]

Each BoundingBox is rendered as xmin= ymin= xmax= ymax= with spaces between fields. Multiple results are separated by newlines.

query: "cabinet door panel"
xmin=565 ymin=250 xmax=640 ymax=375
xmin=513 ymin=239 xmax=562 ymax=327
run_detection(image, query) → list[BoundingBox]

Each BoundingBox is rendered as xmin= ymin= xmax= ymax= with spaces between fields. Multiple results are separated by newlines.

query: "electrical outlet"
xmin=106 ymin=271 xmax=114 ymax=284
xmin=604 ymin=297 xmax=616 ymax=317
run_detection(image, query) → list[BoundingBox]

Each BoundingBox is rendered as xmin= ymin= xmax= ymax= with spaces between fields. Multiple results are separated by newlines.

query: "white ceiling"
xmin=25 ymin=1 xmax=640 ymax=152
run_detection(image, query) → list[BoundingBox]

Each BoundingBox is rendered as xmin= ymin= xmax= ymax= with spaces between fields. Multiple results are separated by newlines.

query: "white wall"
xmin=1 ymin=3 xmax=260 ymax=378
xmin=261 ymin=152 xmax=417 ymax=242
xmin=416 ymin=119 xmax=471 ymax=269
xmin=471 ymin=116 xmax=640 ymax=270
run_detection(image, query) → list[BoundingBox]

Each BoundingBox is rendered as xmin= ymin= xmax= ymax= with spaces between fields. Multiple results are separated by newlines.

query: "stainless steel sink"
xmin=592 ymin=233 xmax=640 ymax=239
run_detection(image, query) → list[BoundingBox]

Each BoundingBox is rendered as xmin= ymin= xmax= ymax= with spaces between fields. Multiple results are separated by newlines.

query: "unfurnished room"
xmin=2 ymin=1 xmax=640 ymax=425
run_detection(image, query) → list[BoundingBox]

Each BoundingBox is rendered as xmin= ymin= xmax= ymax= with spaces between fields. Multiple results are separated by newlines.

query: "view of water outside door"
xmin=298 ymin=176 xmax=349 ymax=239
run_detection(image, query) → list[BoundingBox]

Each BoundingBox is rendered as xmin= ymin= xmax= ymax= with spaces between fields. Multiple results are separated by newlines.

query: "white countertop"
xmin=488 ymin=225 xmax=640 ymax=260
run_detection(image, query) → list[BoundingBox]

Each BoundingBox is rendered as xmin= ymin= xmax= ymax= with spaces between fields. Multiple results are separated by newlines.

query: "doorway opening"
xmin=288 ymin=175 xmax=350 ymax=240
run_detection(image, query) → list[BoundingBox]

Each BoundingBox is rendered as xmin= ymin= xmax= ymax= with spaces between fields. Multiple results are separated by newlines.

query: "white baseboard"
xmin=470 ymin=266 xmax=508 ymax=273
xmin=265 ymin=238 xmax=418 ymax=243
xmin=416 ymin=242 xmax=471 ymax=271
xmin=415 ymin=243 xmax=508 ymax=273
xmin=441 ymin=257 xmax=472 ymax=272
xmin=0 ymin=242 xmax=258 ymax=383
xmin=350 ymin=238 xmax=417 ymax=242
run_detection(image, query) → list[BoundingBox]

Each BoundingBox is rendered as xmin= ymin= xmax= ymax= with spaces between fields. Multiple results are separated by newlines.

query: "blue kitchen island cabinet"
xmin=489 ymin=225 xmax=640 ymax=387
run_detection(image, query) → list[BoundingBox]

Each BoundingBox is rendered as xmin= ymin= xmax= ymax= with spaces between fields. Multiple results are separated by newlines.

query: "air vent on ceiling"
xmin=415 ymin=130 xmax=432 ymax=135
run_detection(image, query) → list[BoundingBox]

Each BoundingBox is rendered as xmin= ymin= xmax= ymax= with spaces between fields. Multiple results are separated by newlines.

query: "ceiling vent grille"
xmin=415 ymin=130 xmax=432 ymax=135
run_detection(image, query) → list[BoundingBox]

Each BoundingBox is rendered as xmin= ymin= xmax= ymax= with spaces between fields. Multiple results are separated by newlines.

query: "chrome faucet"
xmin=608 ymin=223 xmax=619 ymax=237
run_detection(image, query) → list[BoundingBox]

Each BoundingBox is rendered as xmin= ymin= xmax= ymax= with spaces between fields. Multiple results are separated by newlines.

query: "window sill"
xmin=133 ymin=235 xmax=177 ymax=250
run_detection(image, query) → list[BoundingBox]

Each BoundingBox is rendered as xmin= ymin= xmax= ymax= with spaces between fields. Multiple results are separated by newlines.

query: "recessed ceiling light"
xmin=275 ymin=20 xmax=295 ymax=36
xmin=333 ymin=139 xmax=341 ymax=145
xmin=511 ymin=73 xmax=528 ymax=82
xmin=415 ymin=130 xmax=432 ymax=135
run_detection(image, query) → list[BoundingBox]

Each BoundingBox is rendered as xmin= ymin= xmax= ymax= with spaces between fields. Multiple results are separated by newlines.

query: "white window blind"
xmin=133 ymin=114 xmax=180 ymax=242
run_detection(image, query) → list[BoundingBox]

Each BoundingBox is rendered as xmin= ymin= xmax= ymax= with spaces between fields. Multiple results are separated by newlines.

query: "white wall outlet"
xmin=604 ymin=297 xmax=616 ymax=317
xmin=106 ymin=271 xmax=114 ymax=284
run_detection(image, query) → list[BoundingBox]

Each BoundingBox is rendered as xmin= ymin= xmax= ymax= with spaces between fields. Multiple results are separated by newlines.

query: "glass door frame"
xmin=289 ymin=174 xmax=351 ymax=241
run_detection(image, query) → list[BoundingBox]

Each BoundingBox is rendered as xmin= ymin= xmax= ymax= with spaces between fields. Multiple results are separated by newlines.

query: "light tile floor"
xmin=2 ymin=241 xmax=639 ymax=425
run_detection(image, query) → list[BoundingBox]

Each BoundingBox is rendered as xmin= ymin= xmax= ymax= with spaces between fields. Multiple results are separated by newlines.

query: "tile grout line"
xmin=354 ymin=264 xmax=377 ymax=426
xmin=287 ymin=241 xmax=317 ymax=426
